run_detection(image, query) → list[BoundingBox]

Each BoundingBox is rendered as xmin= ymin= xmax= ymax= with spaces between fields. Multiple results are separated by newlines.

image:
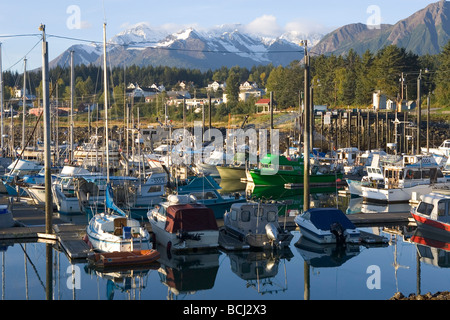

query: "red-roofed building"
xmin=255 ymin=98 xmax=271 ymax=113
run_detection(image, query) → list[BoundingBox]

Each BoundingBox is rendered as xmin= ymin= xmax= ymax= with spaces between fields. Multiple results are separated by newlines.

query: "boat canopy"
xmin=304 ymin=208 xmax=356 ymax=231
xmin=165 ymin=203 xmax=218 ymax=233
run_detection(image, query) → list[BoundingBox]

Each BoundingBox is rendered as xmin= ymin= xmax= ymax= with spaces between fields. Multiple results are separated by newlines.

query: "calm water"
xmin=1 ymin=186 xmax=449 ymax=301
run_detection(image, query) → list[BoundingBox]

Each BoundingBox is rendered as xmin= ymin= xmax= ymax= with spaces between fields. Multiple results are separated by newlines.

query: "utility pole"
xmin=427 ymin=92 xmax=430 ymax=153
xmin=417 ymin=70 xmax=422 ymax=154
xmin=0 ymin=43 xmax=3 ymax=153
xmin=70 ymin=50 xmax=74 ymax=164
xmin=39 ymin=24 xmax=52 ymax=236
xmin=301 ymin=40 xmax=310 ymax=211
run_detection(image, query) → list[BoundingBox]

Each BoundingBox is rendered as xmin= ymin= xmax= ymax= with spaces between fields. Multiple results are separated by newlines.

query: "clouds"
xmin=243 ymin=15 xmax=283 ymax=37
xmin=241 ymin=15 xmax=330 ymax=38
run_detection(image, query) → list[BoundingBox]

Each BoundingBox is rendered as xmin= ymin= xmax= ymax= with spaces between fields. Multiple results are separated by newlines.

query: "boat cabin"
xmin=91 ymin=215 xmax=142 ymax=237
xmin=225 ymin=202 xmax=279 ymax=234
xmin=416 ymin=193 xmax=450 ymax=224
xmin=383 ymin=155 xmax=446 ymax=189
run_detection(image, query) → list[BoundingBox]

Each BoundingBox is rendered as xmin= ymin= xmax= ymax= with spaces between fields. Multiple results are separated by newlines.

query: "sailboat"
xmin=86 ymin=24 xmax=154 ymax=260
xmin=86 ymin=184 xmax=152 ymax=252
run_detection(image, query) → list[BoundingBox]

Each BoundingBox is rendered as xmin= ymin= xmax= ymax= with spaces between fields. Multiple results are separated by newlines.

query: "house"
xmin=151 ymin=83 xmax=166 ymax=92
xmin=207 ymin=81 xmax=226 ymax=92
xmin=239 ymin=81 xmax=258 ymax=91
xmin=255 ymin=98 xmax=271 ymax=113
xmin=126 ymin=83 xmax=159 ymax=98
xmin=373 ymin=91 xmax=387 ymax=110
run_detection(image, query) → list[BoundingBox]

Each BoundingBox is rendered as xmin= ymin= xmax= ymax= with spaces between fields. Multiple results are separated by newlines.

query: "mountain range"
xmin=313 ymin=0 xmax=450 ymax=56
xmin=50 ymin=0 xmax=450 ymax=71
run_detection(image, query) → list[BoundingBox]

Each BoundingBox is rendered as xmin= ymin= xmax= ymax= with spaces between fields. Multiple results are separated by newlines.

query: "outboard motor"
xmin=265 ymin=223 xmax=279 ymax=242
xmin=330 ymin=222 xmax=346 ymax=245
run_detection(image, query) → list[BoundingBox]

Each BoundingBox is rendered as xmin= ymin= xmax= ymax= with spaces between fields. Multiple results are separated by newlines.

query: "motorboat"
xmin=421 ymin=139 xmax=450 ymax=158
xmin=249 ymin=154 xmax=342 ymax=187
xmin=176 ymin=175 xmax=245 ymax=218
xmin=222 ymin=201 xmax=294 ymax=250
xmin=361 ymin=154 xmax=450 ymax=203
xmin=86 ymin=185 xmax=152 ymax=252
xmin=1 ymin=159 xmax=43 ymax=196
xmin=410 ymin=192 xmax=450 ymax=237
xmin=147 ymin=194 xmax=220 ymax=252
xmin=51 ymin=166 xmax=103 ymax=215
xmin=294 ymin=208 xmax=361 ymax=245
xmin=346 ymin=152 xmax=385 ymax=196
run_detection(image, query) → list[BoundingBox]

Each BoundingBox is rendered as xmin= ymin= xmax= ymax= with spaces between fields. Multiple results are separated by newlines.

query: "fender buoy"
xmin=167 ymin=241 xmax=172 ymax=259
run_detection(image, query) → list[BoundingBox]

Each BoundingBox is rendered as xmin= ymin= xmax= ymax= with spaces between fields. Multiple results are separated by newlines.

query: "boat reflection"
xmin=227 ymin=248 xmax=293 ymax=295
xmin=84 ymin=266 xmax=153 ymax=300
xmin=294 ymin=236 xmax=361 ymax=268
xmin=410 ymin=228 xmax=450 ymax=268
xmin=346 ymin=196 xmax=411 ymax=215
xmin=246 ymin=183 xmax=340 ymax=216
xmin=155 ymin=244 xmax=221 ymax=300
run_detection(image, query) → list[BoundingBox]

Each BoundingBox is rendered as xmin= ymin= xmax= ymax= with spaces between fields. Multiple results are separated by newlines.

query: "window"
xmin=417 ymin=202 xmax=433 ymax=216
xmin=241 ymin=210 xmax=250 ymax=222
xmin=438 ymin=201 xmax=446 ymax=216
xmin=147 ymin=185 xmax=162 ymax=193
xmin=231 ymin=209 xmax=237 ymax=221
xmin=158 ymin=205 xmax=166 ymax=217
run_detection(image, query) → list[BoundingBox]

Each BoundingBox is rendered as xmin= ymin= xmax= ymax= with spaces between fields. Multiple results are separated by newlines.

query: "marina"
xmin=0 ymin=182 xmax=448 ymax=301
xmin=0 ymin=0 xmax=449 ymax=304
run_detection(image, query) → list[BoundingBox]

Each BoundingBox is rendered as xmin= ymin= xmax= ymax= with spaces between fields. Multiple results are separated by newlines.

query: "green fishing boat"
xmin=249 ymin=154 xmax=343 ymax=186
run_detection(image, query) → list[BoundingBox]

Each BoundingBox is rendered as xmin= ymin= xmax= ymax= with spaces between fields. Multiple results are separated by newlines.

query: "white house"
xmin=239 ymin=81 xmax=258 ymax=91
xmin=207 ymin=81 xmax=226 ymax=92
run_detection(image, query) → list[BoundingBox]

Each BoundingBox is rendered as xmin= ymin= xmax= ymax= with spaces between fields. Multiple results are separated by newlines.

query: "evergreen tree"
xmin=434 ymin=40 xmax=450 ymax=106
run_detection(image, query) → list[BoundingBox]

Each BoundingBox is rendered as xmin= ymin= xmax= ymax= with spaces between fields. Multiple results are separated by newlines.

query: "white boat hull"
xmin=294 ymin=216 xmax=361 ymax=244
xmin=346 ymin=179 xmax=363 ymax=196
xmin=362 ymin=184 xmax=435 ymax=204
xmin=86 ymin=214 xmax=151 ymax=252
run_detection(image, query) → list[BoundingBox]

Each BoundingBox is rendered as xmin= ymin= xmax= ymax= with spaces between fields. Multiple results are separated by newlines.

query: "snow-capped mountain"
xmin=49 ymin=24 xmax=321 ymax=70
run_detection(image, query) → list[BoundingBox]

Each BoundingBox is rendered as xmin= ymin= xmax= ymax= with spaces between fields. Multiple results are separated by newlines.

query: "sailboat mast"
xmin=22 ymin=58 xmax=27 ymax=151
xmin=103 ymin=22 xmax=110 ymax=183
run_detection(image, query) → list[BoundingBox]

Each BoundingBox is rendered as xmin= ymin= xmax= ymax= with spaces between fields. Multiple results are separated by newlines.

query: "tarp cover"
xmin=165 ymin=203 xmax=218 ymax=233
xmin=308 ymin=208 xmax=356 ymax=231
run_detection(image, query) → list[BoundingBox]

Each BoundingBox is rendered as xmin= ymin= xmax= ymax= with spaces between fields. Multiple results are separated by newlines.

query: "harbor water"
xmin=0 ymin=183 xmax=449 ymax=301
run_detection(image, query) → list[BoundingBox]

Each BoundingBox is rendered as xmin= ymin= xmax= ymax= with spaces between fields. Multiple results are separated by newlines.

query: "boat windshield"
xmin=417 ymin=201 xmax=433 ymax=216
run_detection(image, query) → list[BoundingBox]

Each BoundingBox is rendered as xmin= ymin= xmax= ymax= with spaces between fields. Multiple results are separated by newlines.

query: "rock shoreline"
xmin=391 ymin=291 xmax=450 ymax=300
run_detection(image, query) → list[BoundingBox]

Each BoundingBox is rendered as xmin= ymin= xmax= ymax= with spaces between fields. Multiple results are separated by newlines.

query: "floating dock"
xmin=0 ymin=195 xmax=415 ymax=260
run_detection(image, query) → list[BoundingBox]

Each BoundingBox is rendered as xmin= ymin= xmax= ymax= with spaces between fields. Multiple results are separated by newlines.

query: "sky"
xmin=0 ymin=0 xmax=442 ymax=73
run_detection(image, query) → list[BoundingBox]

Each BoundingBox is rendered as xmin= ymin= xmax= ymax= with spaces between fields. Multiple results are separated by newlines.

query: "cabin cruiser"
xmin=410 ymin=192 xmax=450 ymax=237
xmin=222 ymin=201 xmax=294 ymax=250
xmin=361 ymin=154 xmax=450 ymax=203
xmin=147 ymin=194 xmax=219 ymax=252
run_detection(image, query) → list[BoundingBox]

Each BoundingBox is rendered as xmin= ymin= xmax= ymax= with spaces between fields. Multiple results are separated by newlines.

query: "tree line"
xmin=2 ymin=41 xmax=450 ymax=119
